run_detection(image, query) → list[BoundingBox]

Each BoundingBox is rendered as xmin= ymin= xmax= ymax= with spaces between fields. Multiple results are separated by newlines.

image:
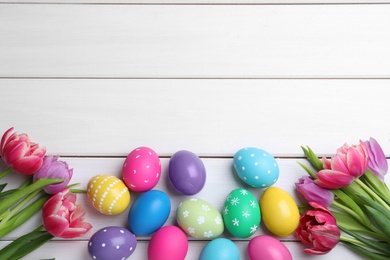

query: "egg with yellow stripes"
xmin=87 ymin=174 xmax=131 ymax=215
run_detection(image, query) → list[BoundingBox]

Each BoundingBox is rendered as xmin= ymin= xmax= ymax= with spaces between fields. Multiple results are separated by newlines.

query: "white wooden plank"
xmin=1 ymin=4 xmax=390 ymax=78
xmin=1 ymin=79 xmax=389 ymax=157
xmin=0 ymin=157 xmax=374 ymax=259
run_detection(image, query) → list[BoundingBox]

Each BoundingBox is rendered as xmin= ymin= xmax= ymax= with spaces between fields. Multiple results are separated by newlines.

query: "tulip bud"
xmin=33 ymin=156 xmax=73 ymax=194
xmin=0 ymin=127 xmax=46 ymax=175
xmin=365 ymin=137 xmax=388 ymax=182
xmin=331 ymin=141 xmax=368 ymax=178
xmin=295 ymin=176 xmax=334 ymax=207
xmin=295 ymin=202 xmax=340 ymax=255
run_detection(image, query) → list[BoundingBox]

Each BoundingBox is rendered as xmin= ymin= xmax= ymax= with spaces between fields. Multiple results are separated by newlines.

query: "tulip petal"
xmin=346 ymin=146 xmax=367 ymax=178
xmin=0 ymin=127 xmax=14 ymax=155
xmin=43 ymin=215 xmax=70 ymax=237
xmin=315 ymin=170 xmax=354 ymax=189
xmin=365 ymin=137 xmax=388 ymax=181
xmin=12 ymin=156 xmax=44 ymax=175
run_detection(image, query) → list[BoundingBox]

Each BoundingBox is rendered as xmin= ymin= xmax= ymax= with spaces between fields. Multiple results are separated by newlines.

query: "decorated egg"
xmin=88 ymin=226 xmax=137 ymax=260
xmin=177 ymin=198 xmax=224 ymax=239
xmin=260 ymin=187 xmax=299 ymax=236
xmin=222 ymin=188 xmax=261 ymax=238
xmin=148 ymin=225 xmax=188 ymax=260
xmin=233 ymin=147 xmax=279 ymax=188
xmin=199 ymin=238 xmax=240 ymax=260
xmin=87 ymin=174 xmax=130 ymax=215
xmin=128 ymin=190 xmax=171 ymax=236
xmin=122 ymin=147 xmax=161 ymax=192
xmin=168 ymin=150 xmax=206 ymax=195
xmin=248 ymin=235 xmax=292 ymax=260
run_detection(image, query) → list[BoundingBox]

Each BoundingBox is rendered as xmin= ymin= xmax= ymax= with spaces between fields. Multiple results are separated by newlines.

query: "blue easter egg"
xmin=128 ymin=190 xmax=171 ymax=236
xmin=199 ymin=238 xmax=240 ymax=260
xmin=233 ymin=147 xmax=279 ymax=188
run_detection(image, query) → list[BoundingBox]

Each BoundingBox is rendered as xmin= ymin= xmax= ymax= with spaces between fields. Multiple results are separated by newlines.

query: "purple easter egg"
xmin=88 ymin=226 xmax=137 ymax=260
xmin=168 ymin=150 xmax=206 ymax=195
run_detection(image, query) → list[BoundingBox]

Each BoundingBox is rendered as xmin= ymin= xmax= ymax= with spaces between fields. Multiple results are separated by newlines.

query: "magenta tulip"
xmin=331 ymin=141 xmax=368 ymax=178
xmin=33 ymin=156 xmax=73 ymax=194
xmin=315 ymin=169 xmax=355 ymax=189
xmin=295 ymin=202 xmax=340 ymax=255
xmin=0 ymin=127 xmax=46 ymax=175
xmin=295 ymin=176 xmax=334 ymax=207
xmin=365 ymin=137 xmax=388 ymax=182
xmin=42 ymin=188 xmax=92 ymax=238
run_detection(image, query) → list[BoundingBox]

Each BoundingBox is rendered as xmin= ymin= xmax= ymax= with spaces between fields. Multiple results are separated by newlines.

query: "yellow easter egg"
xmin=260 ymin=187 xmax=299 ymax=236
xmin=87 ymin=174 xmax=130 ymax=215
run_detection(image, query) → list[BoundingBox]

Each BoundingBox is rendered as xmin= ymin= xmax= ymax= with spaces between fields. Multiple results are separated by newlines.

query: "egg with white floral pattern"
xmin=222 ymin=188 xmax=261 ymax=238
xmin=233 ymin=147 xmax=279 ymax=188
xmin=176 ymin=198 xmax=224 ymax=239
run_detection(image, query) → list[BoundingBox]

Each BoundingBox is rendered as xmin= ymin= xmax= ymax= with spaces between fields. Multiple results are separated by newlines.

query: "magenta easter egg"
xmin=148 ymin=226 xmax=188 ymax=260
xmin=122 ymin=147 xmax=161 ymax=192
xmin=248 ymin=235 xmax=292 ymax=260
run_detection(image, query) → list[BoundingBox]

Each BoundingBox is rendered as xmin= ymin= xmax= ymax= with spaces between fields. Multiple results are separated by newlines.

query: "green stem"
xmin=0 ymin=167 xmax=12 ymax=179
xmin=0 ymin=189 xmax=41 ymax=229
xmin=355 ymin=178 xmax=390 ymax=212
xmin=332 ymin=201 xmax=365 ymax=225
xmin=0 ymin=196 xmax=49 ymax=238
xmin=340 ymin=235 xmax=367 ymax=247
xmin=0 ymin=178 xmax=63 ymax=216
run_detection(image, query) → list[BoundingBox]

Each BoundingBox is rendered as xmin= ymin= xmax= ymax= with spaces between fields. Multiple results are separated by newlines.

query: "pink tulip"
xmin=33 ymin=156 xmax=73 ymax=194
xmin=365 ymin=137 xmax=388 ymax=182
xmin=42 ymin=188 xmax=92 ymax=238
xmin=331 ymin=141 xmax=368 ymax=178
xmin=295 ymin=202 xmax=340 ymax=255
xmin=315 ymin=169 xmax=355 ymax=189
xmin=0 ymin=127 xmax=46 ymax=175
xmin=295 ymin=176 xmax=334 ymax=207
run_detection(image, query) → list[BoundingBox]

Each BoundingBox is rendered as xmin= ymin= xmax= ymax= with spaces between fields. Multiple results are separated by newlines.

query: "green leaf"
xmin=301 ymin=146 xmax=323 ymax=171
xmin=342 ymin=242 xmax=390 ymax=260
xmin=365 ymin=206 xmax=390 ymax=239
xmin=8 ymin=232 xmax=53 ymax=260
xmin=361 ymin=171 xmax=390 ymax=206
xmin=340 ymin=226 xmax=390 ymax=255
xmin=333 ymin=189 xmax=371 ymax=228
xmin=0 ymin=183 xmax=7 ymax=193
xmin=356 ymin=194 xmax=390 ymax=222
xmin=297 ymin=161 xmax=317 ymax=179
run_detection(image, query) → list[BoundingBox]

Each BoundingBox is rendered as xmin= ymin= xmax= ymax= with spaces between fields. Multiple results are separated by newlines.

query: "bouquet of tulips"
xmin=295 ymin=138 xmax=390 ymax=259
xmin=0 ymin=127 xmax=92 ymax=259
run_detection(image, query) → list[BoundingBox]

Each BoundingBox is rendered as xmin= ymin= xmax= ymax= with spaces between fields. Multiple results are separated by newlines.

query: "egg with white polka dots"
xmin=87 ymin=174 xmax=130 ymax=215
xmin=176 ymin=198 xmax=224 ymax=239
xmin=233 ymin=147 xmax=279 ymax=188
xmin=88 ymin=226 xmax=137 ymax=260
xmin=122 ymin=147 xmax=161 ymax=192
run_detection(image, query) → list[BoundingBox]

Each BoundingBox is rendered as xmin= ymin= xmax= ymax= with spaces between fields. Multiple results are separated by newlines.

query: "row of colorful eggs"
xmin=86 ymin=147 xmax=299 ymax=259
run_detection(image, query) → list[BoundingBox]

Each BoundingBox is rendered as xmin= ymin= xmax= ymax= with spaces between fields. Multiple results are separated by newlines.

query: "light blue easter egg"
xmin=199 ymin=238 xmax=239 ymax=260
xmin=233 ymin=147 xmax=279 ymax=188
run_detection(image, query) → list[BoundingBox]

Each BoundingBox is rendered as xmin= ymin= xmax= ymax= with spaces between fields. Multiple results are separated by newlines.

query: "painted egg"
xmin=233 ymin=147 xmax=279 ymax=188
xmin=260 ymin=187 xmax=299 ymax=236
xmin=177 ymin=198 xmax=224 ymax=239
xmin=122 ymin=147 xmax=161 ymax=192
xmin=87 ymin=174 xmax=130 ymax=215
xmin=168 ymin=150 xmax=206 ymax=195
xmin=199 ymin=238 xmax=240 ymax=260
xmin=148 ymin=225 xmax=188 ymax=260
xmin=128 ymin=190 xmax=171 ymax=236
xmin=222 ymin=188 xmax=261 ymax=238
xmin=88 ymin=226 xmax=137 ymax=260
xmin=248 ymin=235 xmax=292 ymax=260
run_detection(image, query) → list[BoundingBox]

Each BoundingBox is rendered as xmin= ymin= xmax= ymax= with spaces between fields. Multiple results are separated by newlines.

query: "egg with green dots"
xmin=87 ymin=174 xmax=131 ymax=215
xmin=233 ymin=147 xmax=279 ymax=188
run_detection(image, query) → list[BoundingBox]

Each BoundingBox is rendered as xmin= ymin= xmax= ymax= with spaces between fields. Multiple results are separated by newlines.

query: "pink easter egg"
xmin=122 ymin=147 xmax=161 ymax=192
xmin=148 ymin=226 xmax=188 ymax=260
xmin=248 ymin=235 xmax=292 ymax=260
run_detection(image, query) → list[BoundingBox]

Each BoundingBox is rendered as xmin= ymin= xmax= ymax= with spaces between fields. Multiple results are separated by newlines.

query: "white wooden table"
xmin=1 ymin=1 xmax=389 ymax=259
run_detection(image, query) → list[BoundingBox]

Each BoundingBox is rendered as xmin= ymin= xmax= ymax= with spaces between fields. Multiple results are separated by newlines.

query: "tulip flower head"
xmin=331 ymin=141 xmax=368 ymax=178
xmin=42 ymin=188 xmax=92 ymax=238
xmin=33 ymin=156 xmax=73 ymax=194
xmin=365 ymin=137 xmax=388 ymax=182
xmin=0 ymin=127 xmax=46 ymax=175
xmin=295 ymin=202 xmax=340 ymax=255
xmin=295 ymin=176 xmax=334 ymax=207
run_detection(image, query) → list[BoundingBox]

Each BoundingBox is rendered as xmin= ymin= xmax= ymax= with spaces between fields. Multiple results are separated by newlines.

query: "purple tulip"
xmin=295 ymin=176 xmax=334 ymax=207
xmin=365 ymin=137 xmax=388 ymax=182
xmin=33 ymin=156 xmax=73 ymax=194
